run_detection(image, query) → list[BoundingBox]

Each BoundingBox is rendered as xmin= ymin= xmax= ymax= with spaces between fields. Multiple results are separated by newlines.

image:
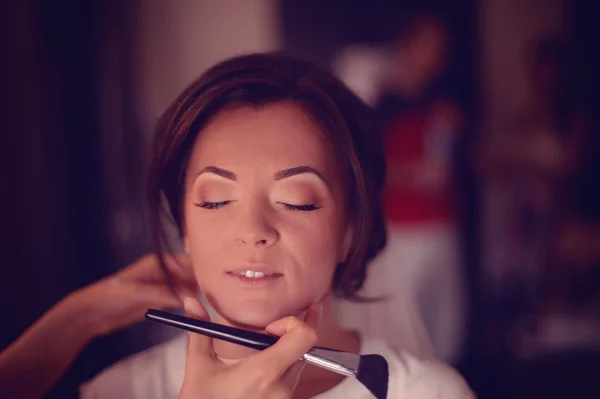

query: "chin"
xmin=214 ymin=297 xmax=303 ymax=329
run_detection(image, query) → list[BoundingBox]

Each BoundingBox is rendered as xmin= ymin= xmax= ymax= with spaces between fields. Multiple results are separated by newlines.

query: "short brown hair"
xmin=147 ymin=52 xmax=386 ymax=300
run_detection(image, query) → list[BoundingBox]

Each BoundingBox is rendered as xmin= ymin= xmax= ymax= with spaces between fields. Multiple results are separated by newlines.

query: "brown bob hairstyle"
xmin=147 ymin=52 xmax=386 ymax=300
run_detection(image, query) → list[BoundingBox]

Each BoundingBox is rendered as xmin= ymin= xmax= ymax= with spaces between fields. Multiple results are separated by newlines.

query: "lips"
xmin=226 ymin=264 xmax=283 ymax=285
xmin=227 ymin=264 xmax=282 ymax=276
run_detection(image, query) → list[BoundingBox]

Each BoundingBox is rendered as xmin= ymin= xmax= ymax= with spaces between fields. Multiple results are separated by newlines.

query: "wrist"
xmin=59 ymin=287 xmax=102 ymax=343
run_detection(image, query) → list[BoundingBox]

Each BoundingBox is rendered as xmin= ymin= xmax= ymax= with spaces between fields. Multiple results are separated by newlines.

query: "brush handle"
xmin=145 ymin=309 xmax=278 ymax=351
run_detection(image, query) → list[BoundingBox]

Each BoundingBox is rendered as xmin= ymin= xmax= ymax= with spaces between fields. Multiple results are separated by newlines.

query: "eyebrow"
xmin=196 ymin=165 xmax=327 ymax=184
xmin=275 ymin=166 xmax=327 ymax=183
xmin=196 ymin=166 xmax=237 ymax=181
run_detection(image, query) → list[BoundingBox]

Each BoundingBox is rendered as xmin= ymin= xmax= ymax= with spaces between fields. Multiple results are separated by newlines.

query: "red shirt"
xmin=382 ymin=108 xmax=455 ymax=225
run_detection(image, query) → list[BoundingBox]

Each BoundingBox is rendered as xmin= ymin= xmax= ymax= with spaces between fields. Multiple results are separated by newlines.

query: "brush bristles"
xmin=357 ymin=354 xmax=389 ymax=399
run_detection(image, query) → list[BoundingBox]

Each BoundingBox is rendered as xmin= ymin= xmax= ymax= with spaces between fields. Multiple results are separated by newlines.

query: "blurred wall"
xmin=133 ymin=0 xmax=281 ymax=126
xmin=480 ymin=0 xmax=567 ymax=136
xmin=479 ymin=0 xmax=566 ymax=283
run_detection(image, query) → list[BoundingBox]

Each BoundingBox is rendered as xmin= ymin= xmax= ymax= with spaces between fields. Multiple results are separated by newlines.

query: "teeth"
xmin=239 ymin=270 xmax=268 ymax=278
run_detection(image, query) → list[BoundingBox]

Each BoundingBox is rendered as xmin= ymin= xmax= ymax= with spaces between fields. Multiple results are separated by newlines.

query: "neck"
xmin=211 ymin=296 xmax=360 ymax=360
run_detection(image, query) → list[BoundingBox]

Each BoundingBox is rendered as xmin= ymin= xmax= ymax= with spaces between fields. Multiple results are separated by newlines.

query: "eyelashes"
xmin=195 ymin=201 xmax=231 ymax=209
xmin=194 ymin=201 xmax=321 ymax=212
xmin=281 ymin=203 xmax=320 ymax=212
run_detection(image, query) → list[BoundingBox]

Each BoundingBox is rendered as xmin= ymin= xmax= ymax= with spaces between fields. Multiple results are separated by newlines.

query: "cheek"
xmin=185 ymin=213 xmax=226 ymax=281
xmin=283 ymin=209 xmax=344 ymax=275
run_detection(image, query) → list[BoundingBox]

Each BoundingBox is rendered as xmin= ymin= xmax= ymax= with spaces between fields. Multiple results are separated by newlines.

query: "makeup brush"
xmin=145 ymin=309 xmax=389 ymax=398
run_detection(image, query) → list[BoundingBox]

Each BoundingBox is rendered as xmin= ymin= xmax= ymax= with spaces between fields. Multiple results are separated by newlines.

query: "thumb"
xmin=248 ymin=304 xmax=321 ymax=385
xmin=302 ymin=303 xmax=323 ymax=331
xmin=183 ymin=297 xmax=216 ymax=372
xmin=281 ymin=304 xmax=324 ymax=390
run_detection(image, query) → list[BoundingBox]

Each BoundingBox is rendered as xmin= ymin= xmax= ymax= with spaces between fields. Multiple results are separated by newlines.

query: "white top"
xmin=80 ymin=334 xmax=475 ymax=399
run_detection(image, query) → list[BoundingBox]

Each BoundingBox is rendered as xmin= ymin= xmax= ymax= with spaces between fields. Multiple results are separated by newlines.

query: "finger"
xmin=280 ymin=304 xmax=322 ymax=389
xmin=302 ymin=303 xmax=323 ymax=331
xmin=166 ymin=252 xmax=194 ymax=270
xmin=115 ymin=253 xmax=198 ymax=304
xmin=114 ymin=254 xmax=159 ymax=284
xmin=97 ymin=282 xmax=184 ymax=333
xmin=163 ymin=253 xmax=195 ymax=279
xmin=119 ymin=253 xmax=195 ymax=286
xmin=172 ymin=283 xmax=199 ymax=301
xmin=165 ymin=255 xmax=198 ymax=293
xmin=183 ymin=296 xmax=216 ymax=372
xmin=246 ymin=316 xmax=317 ymax=381
xmin=121 ymin=281 xmax=183 ymax=309
xmin=266 ymin=304 xmax=323 ymax=337
xmin=281 ymin=360 xmax=306 ymax=393
xmin=267 ymin=383 xmax=292 ymax=399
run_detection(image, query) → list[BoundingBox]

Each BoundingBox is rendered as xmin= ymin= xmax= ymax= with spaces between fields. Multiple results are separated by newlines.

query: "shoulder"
xmin=79 ymin=334 xmax=187 ymax=399
xmin=365 ymin=338 xmax=475 ymax=398
xmin=394 ymin=353 xmax=475 ymax=398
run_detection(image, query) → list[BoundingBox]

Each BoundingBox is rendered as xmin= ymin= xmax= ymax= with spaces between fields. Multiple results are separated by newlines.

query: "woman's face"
xmin=183 ymin=102 xmax=349 ymax=328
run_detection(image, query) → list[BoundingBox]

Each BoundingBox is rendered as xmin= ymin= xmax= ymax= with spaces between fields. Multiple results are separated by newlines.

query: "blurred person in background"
xmin=335 ymin=10 xmax=467 ymax=366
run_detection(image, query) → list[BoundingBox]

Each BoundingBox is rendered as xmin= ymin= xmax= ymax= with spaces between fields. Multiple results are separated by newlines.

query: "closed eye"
xmin=195 ymin=201 xmax=232 ymax=209
xmin=280 ymin=203 xmax=321 ymax=212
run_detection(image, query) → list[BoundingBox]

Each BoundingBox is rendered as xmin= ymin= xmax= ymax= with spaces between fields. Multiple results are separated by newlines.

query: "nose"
xmin=233 ymin=202 xmax=279 ymax=247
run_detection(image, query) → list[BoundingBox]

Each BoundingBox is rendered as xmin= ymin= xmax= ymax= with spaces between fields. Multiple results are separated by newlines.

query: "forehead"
xmin=187 ymin=102 xmax=335 ymax=175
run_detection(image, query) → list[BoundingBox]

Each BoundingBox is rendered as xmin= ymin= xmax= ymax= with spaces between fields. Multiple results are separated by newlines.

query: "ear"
xmin=340 ymin=225 xmax=353 ymax=262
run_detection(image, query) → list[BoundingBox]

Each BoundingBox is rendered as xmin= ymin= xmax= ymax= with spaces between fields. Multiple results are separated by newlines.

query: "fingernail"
xmin=183 ymin=297 xmax=203 ymax=317
xmin=312 ymin=303 xmax=324 ymax=318
xmin=175 ymin=287 xmax=197 ymax=299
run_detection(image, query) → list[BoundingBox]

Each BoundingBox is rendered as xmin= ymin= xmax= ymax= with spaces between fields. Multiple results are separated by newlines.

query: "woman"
xmin=1 ymin=53 xmax=473 ymax=398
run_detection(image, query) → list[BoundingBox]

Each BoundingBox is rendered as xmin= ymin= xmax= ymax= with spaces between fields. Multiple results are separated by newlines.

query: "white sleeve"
xmin=79 ymin=372 xmax=132 ymax=398
xmin=79 ymin=354 xmax=140 ymax=399
xmin=79 ymin=335 xmax=186 ymax=399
